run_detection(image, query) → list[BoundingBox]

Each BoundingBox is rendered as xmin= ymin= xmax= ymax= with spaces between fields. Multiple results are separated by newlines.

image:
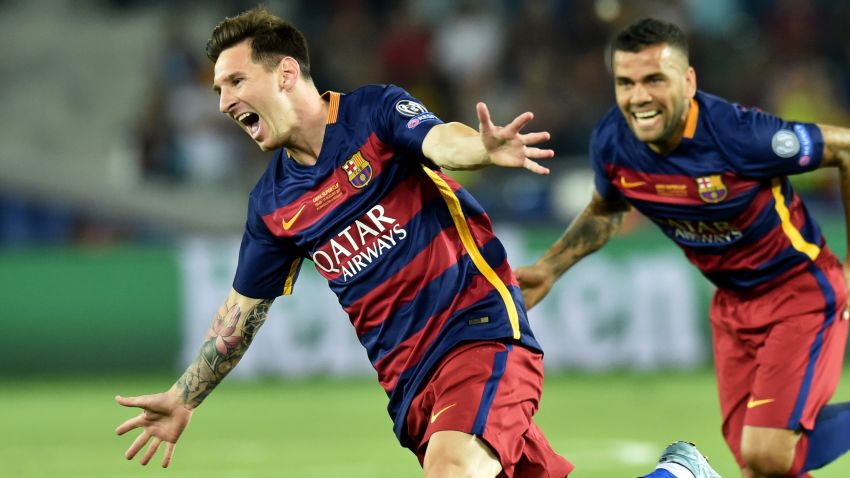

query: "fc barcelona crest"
xmin=696 ymin=175 xmax=727 ymax=203
xmin=342 ymin=151 xmax=372 ymax=189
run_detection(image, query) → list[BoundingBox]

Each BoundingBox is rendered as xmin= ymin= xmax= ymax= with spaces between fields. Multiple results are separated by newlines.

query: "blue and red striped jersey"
xmin=232 ymin=84 xmax=541 ymax=446
xmin=592 ymin=90 xmax=827 ymax=292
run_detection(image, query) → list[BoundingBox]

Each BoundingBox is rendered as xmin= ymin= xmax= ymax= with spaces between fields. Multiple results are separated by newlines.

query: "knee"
xmin=740 ymin=443 xmax=794 ymax=476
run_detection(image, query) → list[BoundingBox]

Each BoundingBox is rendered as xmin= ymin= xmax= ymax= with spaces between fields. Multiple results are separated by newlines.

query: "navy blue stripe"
xmin=788 ymin=262 xmax=837 ymax=429
xmin=360 ymin=239 xmax=508 ymax=364
xmin=472 ymin=344 xmax=512 ymax=436
xmin=704 ymin=246 xmax=811 ymax=290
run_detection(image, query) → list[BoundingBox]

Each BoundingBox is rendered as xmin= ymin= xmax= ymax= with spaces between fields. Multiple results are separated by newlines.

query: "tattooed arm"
xmin=818 ymin=124 xmax=850 ymax=288
xmin=515 ymin=191 xmax=630 ymax=310
xmin=115 ymin=289 xmax=273 ymax=468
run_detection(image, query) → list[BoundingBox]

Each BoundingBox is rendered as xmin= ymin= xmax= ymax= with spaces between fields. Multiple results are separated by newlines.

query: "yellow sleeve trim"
xmin=282 ymin=257 xmax=303 ymax=296
xmin=422 ymin=167 xmax=520 ymax=339
xmin=771 ymin=179 xmax=820 ymax=261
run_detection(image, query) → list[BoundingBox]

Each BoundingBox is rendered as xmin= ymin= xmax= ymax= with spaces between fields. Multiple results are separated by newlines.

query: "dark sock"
xmin=798 ymin=401 xmax=850 ymax=473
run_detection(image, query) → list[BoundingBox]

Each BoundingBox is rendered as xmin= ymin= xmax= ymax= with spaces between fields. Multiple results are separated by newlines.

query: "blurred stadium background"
xmin=3 ymin=0 xmax=850 ymax=476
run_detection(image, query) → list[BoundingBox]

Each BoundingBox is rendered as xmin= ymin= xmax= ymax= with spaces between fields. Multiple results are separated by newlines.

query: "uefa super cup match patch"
xmin=771 ymin=129 xmax=800 ymax=158
xmin=395 ymin=99 xmax=428 ymax=117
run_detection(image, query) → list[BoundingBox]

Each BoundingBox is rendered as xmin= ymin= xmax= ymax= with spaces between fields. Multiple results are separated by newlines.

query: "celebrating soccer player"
xmin=113 ymin=6 xmax=572 ymax=477
xmin=518 ymin=18 xmax=850 ymax=478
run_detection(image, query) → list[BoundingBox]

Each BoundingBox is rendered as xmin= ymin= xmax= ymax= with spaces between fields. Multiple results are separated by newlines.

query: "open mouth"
xmin=237 ymin=111 xmax=261 ymax=137
xmin=631 ymin=109 xmax=662 ymax=129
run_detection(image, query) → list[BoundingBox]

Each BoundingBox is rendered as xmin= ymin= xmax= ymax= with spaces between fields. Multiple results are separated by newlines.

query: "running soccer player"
xmin=114 ymin=7 xmax=570 ymax=477
xmin=517 ymin=18 xmax=850 ymax=478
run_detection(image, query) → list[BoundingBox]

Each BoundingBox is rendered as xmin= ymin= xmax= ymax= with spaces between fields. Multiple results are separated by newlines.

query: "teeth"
xmin=237 ymin=112 xmax=251 ymax=122
xmin=634 ymin=110 xmax=659 ymax=119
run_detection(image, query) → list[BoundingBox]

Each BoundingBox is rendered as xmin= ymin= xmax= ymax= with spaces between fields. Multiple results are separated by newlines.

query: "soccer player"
xmin=114 ymin=7 xmax=570 ymax=477
xmin=517 ymin=18 xmax=850 ymax=478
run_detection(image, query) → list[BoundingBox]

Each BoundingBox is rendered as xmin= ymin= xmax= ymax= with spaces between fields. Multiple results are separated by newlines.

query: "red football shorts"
xmin=711 ymin=250 xmax=849 ymax=466
xmin=405 ymin=341 xmax=573 ymax=478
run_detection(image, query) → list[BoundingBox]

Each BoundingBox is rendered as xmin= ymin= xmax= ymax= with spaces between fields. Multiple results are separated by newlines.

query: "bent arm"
xmin=422 ymin=122 xmax=491 ymax=170
xmin=818 ymin=124 xmax=850 ymax=278
xmin=536 ymin=191 xmax=630 ymax=277
xmin=174 ymin=289 xmax=274 ymax=408
xmin=516 ymin=191 xmax=630 ymax=310
xmin=421 ymin=103 xmax=553 ymax=173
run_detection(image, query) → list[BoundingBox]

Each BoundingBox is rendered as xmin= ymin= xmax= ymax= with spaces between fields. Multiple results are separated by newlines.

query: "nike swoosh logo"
xmin=430 ymin=403 xmax=457 ymax=424
xmin=747 ymin=398 xmax=775 ymax=409
xmin=282 ymin=205 xmax=306 ymax=231
xmin=620 ymin=176 xmax=646 ymax=188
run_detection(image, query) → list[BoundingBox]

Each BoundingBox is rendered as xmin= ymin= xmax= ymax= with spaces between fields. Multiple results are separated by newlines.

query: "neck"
xmin=285 ymin=84 xmax=329 ymax=166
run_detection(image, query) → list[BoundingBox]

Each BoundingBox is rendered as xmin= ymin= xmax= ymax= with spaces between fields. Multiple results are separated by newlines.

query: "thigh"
xmin=746 ymin=259 xmax=848 ymax=432
xmin=710 ymin=292 xmax=759 ymax=466
xmin=407 ymin=341 xmax=572 ymax=478
xmin=423 ymin=430 xmax=501 ymax=478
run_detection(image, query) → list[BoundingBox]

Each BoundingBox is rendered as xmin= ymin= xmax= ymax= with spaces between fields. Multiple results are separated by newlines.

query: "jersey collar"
xmin=321 ymin=91 xmax=341 ymax=125
xmin=682 ymin=98 xmax=699 ymax=140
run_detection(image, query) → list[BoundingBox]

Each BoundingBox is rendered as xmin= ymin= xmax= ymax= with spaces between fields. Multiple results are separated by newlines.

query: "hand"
xmin=515 ymin=263 xmax=556 ymax=311
xmin=477 ymin=102 xmax=553 ymax=175
xmin=115 ymin=387 xmax=193 ymax=468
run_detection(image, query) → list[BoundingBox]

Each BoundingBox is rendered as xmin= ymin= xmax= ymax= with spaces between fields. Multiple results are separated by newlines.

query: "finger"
xmin=502 ymin=112 xmax=534 ymax=137
xmin=125 ymin=431 xmax=150 ymax=460
xmin=476 ymin=102 xmax=494 ymax=135
xmin=162 ymin=442 xmax=177 ymax=468
xmin=116 ymin=414 xmax=146 ymax=436
xmin=140 ymin=438 xmax=162 ymax=466
xmin=520 ymin=131 xmax=551 ymax=146
xmin=523 ymin=158 xmax=550 ymax=175
xmin=524 ymin=146 xmax=555 ymax=160
xmin=116 ymin=394 xmax=149 ymax=409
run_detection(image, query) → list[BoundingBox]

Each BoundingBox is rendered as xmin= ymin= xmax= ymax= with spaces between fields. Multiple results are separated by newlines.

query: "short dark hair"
xmin=613 ymin=18 xmax=688 ymax=58
xmin=206 ymin=6 xmax=311 ymax=79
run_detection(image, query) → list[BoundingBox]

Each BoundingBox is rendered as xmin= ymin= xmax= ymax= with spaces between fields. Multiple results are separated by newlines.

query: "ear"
xmin=277 ymin=56 xmax=301 ymax=90
xmin=685 ymin=66 xmax=697 ymax=99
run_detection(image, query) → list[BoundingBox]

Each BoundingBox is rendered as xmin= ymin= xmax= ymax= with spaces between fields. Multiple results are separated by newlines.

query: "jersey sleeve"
xmin=232 ymin=201 xmax=304 ymax=299
xmin=589 ymin=125 xmax=624 ymax=201
xmin=723 ymin=104 xmax=824 ymax=178
xmin=373 ymin=85 xmax=444 ymax=162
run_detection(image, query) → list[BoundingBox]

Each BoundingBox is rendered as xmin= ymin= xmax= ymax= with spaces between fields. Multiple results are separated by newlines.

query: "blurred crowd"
xmin=4 ymin=0 xmax=850 ymax=246
xmin=133 ymin=0 xmax=850 ymax=211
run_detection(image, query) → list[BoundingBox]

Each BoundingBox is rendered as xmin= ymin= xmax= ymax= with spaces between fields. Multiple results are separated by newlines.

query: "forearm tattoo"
xmin=546 ymin=206 xmax=626 ymax=277
xmin=175 ymin=298 xmax=273 ymax=407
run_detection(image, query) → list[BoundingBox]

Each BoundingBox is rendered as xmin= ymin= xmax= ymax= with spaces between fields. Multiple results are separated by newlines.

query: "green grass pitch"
xmin=3 ymin=369 xmax=850 ymax=477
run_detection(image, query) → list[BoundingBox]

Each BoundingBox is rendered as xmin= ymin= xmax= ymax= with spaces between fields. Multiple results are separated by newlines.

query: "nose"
xmin=219 ymin=88 xmax=236 ymax=114
xmin=630 ymin=82 xmax=652 ymax=105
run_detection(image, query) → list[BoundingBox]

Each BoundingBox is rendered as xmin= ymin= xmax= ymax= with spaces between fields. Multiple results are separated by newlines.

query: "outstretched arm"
xmin=516 ymin=191 xmax=630 ymax=310
xmin=115 ymin=289 xmax=273 ymax=467
xmin=818 ymin=124 xmax=850 ymax=289
xmin=421 ymin=102 xmax=553 ymax=174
